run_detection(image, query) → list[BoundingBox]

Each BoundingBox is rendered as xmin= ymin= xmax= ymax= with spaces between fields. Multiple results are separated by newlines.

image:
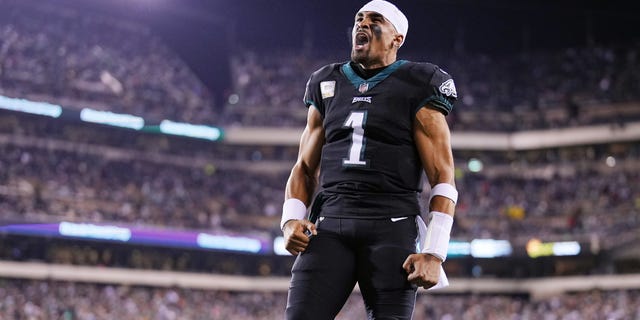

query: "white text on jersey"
xmin=352 ymin=97 xmax=372 ymax=104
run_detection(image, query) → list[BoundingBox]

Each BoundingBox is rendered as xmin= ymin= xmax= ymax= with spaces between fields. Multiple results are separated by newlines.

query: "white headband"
xmin=358 ymin=0 xmax=409 ymax=46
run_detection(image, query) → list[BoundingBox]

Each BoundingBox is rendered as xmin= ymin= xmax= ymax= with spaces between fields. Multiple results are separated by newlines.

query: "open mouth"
xmin=355 ymin=33 xmax=369 ymax=49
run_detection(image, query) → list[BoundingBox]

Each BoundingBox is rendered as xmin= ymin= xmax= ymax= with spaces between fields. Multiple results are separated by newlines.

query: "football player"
xmin=281 ymin=1 xmax=458 ymax=318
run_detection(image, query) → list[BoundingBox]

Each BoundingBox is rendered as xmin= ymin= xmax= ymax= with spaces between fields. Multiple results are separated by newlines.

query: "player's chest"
xmin=321 ymin=83 xmax=414 ymax=138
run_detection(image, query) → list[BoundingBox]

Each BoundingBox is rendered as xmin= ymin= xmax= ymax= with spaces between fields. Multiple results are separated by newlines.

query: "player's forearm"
xmin=427 ymin=164 xmax=456 ymax=215
xmin=423 ymin=156 xmax=457 ymax=263
xmin=282 ymin=107 xmax=324 ymax=229
xmin=414 ymin=114 xmax=457 ymax=215
xmin=285 ymin=163 xmax=317 ymax=207
xmin=429 ymin=190 xmax=455 ymax=214
xmin=416 ymin=109 xmax=456 ymax=215
xmin=285 ymin=107 xmax=324 ymax=206
xmin=281 ymin=163 xmax=317 ymax=230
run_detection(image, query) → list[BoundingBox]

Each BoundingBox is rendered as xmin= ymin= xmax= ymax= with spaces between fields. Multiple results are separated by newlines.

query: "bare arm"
xmin=413 ymin=107 xmax=456 ymax=215
xmin=282 ymin=106 xmax=325 ymax=255
xmin=285 ymin=106 xmax=325 ymax=206
xmin=403 ymin=106 xmax=456 ymax=288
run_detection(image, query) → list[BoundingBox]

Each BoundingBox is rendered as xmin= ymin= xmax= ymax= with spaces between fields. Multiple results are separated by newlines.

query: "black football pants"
xmin=286 ymin=216 xmax=418 ymax=320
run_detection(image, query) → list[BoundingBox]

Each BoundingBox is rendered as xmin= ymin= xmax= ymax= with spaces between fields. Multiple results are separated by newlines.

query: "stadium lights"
xmin=159 ymin=120 xmax=223 ymax=141
xmin=606 ymin=156 xmax=616 ymax=167
xmin=470 ymin=239 xmax=513 ymax=258
xmin=0 ymin=222 xmax=268 ymax=254
xmin=273 ymin=237 xmax=289 ymax=255
xmin=526 ymin=238 xmax=581 ymax=258
xmin=80 ymin=108 xmax=145 ymax=130
xmin=448 ymin=240 xmax=472 ymax=257
xmin=467 ymin=158 xmax=483 ymax=173
xmin=0 ymin=95 xmax=63 ymax=118
xmin=228 ymin=93 xmax=240 ymax=105
xmin=196 ymin=233 xmax=262 ymax=253
xmin=59 ymin=221 xmax=132 ymax=242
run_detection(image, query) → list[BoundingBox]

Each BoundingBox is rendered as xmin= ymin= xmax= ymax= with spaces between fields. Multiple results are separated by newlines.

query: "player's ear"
xmin=393 ymin=34 xmax=404 ymax=48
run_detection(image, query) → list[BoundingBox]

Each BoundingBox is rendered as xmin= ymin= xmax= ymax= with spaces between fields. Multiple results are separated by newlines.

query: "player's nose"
xmin=356 ymin=17 xmax=371 ymax=29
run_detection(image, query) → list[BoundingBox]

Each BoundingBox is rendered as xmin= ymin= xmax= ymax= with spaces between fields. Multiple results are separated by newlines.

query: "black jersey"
xmin=304 ymin=60 xmax=457 ymax=219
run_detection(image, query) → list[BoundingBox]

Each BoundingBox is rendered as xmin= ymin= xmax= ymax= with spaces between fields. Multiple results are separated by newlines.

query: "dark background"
xmin=36 ymin=0 xmax=640 ymax=106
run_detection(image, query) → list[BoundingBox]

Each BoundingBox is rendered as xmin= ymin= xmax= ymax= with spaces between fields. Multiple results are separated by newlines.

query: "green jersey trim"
xmin=341 ymin=60 xmax=407 ymax=92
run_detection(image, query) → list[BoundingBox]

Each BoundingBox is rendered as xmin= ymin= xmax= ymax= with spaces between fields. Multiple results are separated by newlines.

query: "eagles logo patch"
xmin=439 ymin=79 xmax=457 ymax=98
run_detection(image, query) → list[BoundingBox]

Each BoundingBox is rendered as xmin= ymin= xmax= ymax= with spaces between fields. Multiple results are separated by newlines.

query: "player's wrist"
xmin=422 ymin=252 xmax=444 ymax=263
xmin=281 ymin=219 xmax=297 ymax=231
xmin=421 ymin=211 xmax=453 ymax=262
xmin=429 ymin=183 xmax=458 ymax=205
xmin=280 ymin=198 xmax=307 ymax=231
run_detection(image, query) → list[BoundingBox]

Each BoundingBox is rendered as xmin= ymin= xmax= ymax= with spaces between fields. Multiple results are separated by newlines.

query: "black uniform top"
xmin=304 ymin=60 xmax=457 ymax=219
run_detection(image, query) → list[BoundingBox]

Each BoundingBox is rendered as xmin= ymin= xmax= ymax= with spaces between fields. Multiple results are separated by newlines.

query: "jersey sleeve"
xmin=429 ymin=67 xmax=457 ymax=115
xmin=414 ymin=63 xmax=458 ymax=116
xmin=303 ymin=64 xmax=336 ymax=118
xmin=303 ymin=74 xmax=321 ymax=111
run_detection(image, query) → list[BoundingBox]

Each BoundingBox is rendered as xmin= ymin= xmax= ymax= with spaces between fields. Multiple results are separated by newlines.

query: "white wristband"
xmin=422 ymin=211 xmax=454 ymax=262
xmin=429 ymin=183 xmax=458 ymax=205
xmin=280 ymin=198 xmax=307 ymax=230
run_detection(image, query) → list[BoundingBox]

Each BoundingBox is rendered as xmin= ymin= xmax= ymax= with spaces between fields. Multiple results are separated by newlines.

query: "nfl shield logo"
xmin=358 ymin=82 xmax=369 ymax=93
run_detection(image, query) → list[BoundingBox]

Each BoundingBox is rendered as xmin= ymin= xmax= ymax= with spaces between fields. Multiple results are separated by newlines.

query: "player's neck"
xmin=351 ymin=62 xmax=387 ymax=80
xmin=357 ymin=57 xmax=396 ymax=70
xmin=359 ymin=51 xmax=398 ymax=70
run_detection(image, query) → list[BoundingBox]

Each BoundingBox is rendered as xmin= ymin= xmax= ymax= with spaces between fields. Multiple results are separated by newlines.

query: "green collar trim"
xmin=341 ymin=60 xmax=406 ymax=92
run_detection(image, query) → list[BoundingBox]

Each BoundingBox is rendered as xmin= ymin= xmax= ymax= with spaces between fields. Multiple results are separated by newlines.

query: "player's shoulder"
xmin=304 ymin=62 xmax=344 ymax=108
xmin=402 ymin=60 xmax=457 ymax=98
xmin=308 ymin=62 xmax=343 ymax=82
xmin=401 ymin=60 xmax=452 ymax=80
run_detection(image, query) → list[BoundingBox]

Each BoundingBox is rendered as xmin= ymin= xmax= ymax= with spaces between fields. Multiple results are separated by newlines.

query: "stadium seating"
xmin=0 ymin=0 xmax=639 ymax=316
xmin=1 ymin=278 xmax=638 ymax=319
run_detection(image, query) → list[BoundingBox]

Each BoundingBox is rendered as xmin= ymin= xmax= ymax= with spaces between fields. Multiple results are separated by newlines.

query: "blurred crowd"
xmin=1 ymin=112 xmax=639 ymax=251
xmin=0 ymin=0 xmax=637 ymax=261
xmin=224 ymin=45 xmax=640 ymax=131
xmin=455 ymin=167 xmax=640 ymax=246
xmin=0 ymin=0 xmax=217 ymax=125
xmin=1 ymin=1 xmax=638 ymax=132
xmin=0 ymin=1 xmax=639 ymax=315
xmin=0 ymin=142 xmax=286 ymax=234
xmin=0 ymin=278 xmax=638 ymax=320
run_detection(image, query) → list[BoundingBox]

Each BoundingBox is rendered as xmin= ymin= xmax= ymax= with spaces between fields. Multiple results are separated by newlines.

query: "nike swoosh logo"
xmin=391 ymin=217 xmax=409 ymax=222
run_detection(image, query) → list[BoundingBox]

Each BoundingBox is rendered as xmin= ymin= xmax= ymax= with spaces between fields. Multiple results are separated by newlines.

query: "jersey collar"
xmin=341 ymin=60 xmax=406 ymax=93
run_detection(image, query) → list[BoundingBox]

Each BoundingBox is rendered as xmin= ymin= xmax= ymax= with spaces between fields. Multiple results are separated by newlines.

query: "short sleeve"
xmin=303 ymin=75 xmax=317 ymax=109
xmin=425 ymin=67 xmax=457 ymax=116
xmin=303 ymin=65 xmax=335 ymax=117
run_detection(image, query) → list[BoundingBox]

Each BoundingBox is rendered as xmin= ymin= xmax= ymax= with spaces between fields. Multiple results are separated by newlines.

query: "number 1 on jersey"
xmin=343 ymin=111 xmax=368 ymax=167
